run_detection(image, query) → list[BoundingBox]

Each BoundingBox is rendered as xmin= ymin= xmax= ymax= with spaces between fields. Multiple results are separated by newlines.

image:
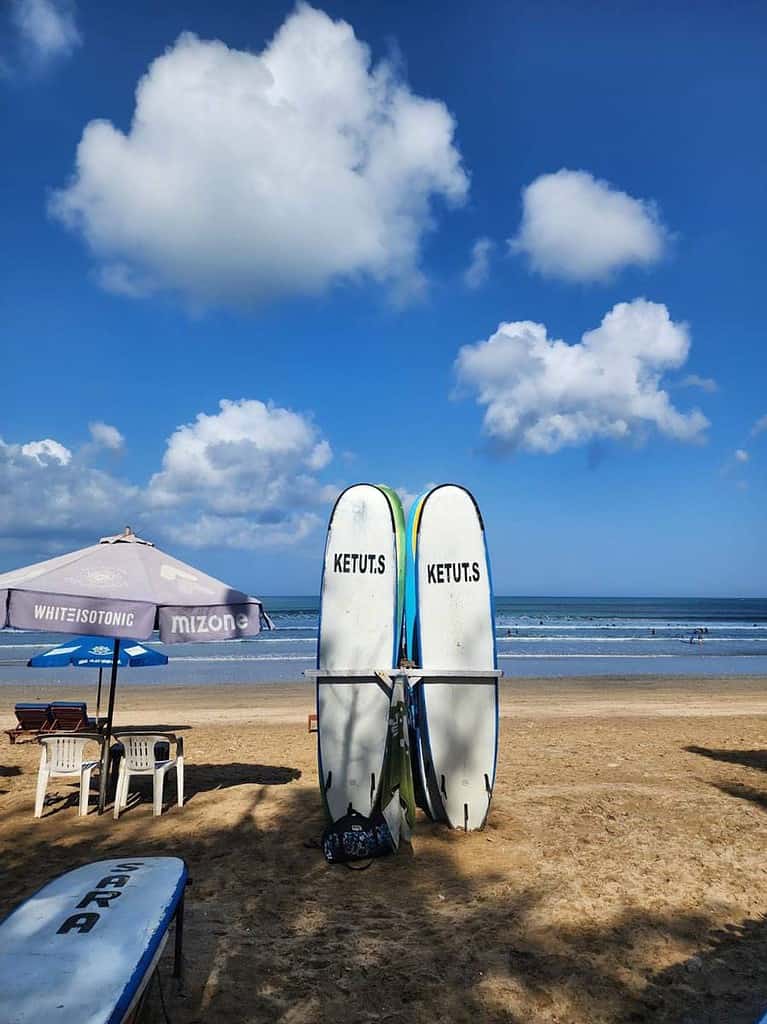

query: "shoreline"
xmin=2 ymin=675 xmax=766 ymax=728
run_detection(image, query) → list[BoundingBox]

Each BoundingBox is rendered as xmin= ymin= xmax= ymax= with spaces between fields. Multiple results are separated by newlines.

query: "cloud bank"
xmin=50 ymin=4 xmax=468 ymax=307
xmin=509 ymin=169 xmax=668 ymax=282
xmin=0 ymin=435 xmax=138 ymax=549
xmin=1 ymin=400 xmax=335 ymax=552
xmin=455 ymin=299 xmax=709 ymax=454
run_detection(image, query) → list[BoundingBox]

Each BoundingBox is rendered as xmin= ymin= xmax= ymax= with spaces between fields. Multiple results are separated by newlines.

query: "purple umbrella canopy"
xmin=0 ymin=527 xmax=274 ymax=813
xmin=0 ymin=527 xmax=273 ymax=643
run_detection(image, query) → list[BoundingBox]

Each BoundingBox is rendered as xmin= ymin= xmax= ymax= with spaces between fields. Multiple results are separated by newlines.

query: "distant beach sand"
xmin=2 ymin=675 xmax=767 ymax=1023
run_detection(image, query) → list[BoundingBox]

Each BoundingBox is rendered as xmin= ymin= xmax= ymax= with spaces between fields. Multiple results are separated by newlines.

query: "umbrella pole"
xmin=98 ymin=638 xmax=121 ymax=815
xmin=96 ymin=666 xmax=103 ymax=723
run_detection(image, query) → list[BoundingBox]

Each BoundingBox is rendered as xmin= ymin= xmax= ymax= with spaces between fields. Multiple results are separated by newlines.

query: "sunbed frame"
xmin=5 ymin=703 xmax=55 ymax=745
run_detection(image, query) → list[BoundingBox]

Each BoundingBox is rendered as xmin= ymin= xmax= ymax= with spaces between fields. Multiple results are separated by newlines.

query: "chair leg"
xmin=34 ymin=766 xmax=49 ymax=819
xmin=113 ymin=763 xmax=126 ymax=820
xmin=79 ymin=765 xmax=94 ymax=816
xmin=177 ymin=756 xmax=184 ymax=808
xmin=121 ymin=769 xmax=131 ymax=810
xmin=153 ymin=769 xmax=164 ymax=816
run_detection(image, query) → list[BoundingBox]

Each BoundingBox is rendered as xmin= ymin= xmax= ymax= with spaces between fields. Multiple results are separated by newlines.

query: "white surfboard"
xmin=316 ymin=484 xmax=405 ymax=822
xmin=0 ymin=857 xmax=187 ymax=1024
xmin=406 ymin=484 xmax=498 ymax=831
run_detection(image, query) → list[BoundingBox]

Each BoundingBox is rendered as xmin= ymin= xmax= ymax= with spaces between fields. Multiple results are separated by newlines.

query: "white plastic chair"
xmin=113 ymin=734 xmax=184 ymax=819
xmin=35 ymin=735 xmax=99 ymax=818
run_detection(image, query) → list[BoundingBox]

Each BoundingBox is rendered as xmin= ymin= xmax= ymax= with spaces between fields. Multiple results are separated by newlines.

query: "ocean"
xmin=1 ymin=596 xmax=766 ymax=688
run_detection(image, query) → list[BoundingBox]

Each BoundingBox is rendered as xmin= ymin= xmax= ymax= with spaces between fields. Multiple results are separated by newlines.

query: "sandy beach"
xmin=2 ymin=675 xmax=767 ymax=1023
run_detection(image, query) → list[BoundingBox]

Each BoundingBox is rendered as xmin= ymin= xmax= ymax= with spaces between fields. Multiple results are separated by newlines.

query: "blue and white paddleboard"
xmin=406 ymin=484 xmax=499 ymax=831
xmin=316 ymin=484 xmax=405 ymax=823
xmin=0 ymin=857 xmax=187 ymax=1024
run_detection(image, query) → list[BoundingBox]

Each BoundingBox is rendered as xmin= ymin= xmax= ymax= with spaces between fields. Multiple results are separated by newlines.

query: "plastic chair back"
xmin=39 ymin=735 xmax=90 ymax=773
xmin=122 ymin=735 xmax=168 ymax=771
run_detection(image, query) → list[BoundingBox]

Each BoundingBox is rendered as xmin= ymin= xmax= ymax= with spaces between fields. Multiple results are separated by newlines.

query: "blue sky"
xmin=1 ymin=0 xmax=765 ymax=596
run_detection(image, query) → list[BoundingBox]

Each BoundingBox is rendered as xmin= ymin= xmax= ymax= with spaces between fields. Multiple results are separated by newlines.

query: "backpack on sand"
xmin=321 ymin=808 xmax=394 ymax=866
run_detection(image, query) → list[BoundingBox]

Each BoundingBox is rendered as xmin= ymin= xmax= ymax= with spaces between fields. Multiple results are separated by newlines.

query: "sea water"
xmin=0 ymin=596 xmax=765 ymax=687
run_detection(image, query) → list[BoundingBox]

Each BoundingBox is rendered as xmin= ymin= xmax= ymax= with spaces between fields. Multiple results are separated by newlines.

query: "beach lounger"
xmin=34 ymin=735 xmax=100 ymax=817
xmin=0 ymin=857 xmax=187 ymax=1023
xmin=49 ymin=700 xmax=96 ymax=733
xmin=4 ymin=703 xmax=53 ymax=744
xmin=113 ymin=734 xmax=184 ymax=818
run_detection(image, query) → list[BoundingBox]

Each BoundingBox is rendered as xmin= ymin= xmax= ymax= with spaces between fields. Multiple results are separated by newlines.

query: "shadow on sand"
xmin=685 ymin=745 xmax=767 ymax=814
xmin=685 ymin=746 xmax=767 ymax=773
xmin=114 ymin=762 xmax=302 ymax=813
xmin=2 ymin=758 xmax=767 ymax=1024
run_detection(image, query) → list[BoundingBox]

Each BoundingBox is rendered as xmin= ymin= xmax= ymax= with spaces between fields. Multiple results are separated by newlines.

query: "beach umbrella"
xmin=0 ymin=526 xmax=273 ymax=812
xmin=28 ymin=636 xmax=168 ymax=721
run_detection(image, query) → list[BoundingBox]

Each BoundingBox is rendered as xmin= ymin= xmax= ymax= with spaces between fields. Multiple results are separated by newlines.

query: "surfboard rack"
xmin=307 ymin=670 xmax=503 ymax=679
xmin=307 ymin=669 xmax=502 ymax=830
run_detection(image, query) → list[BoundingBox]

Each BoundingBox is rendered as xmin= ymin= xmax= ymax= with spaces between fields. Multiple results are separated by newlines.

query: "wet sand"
xmin=1 ymin=676 xmax=766 ymax=1023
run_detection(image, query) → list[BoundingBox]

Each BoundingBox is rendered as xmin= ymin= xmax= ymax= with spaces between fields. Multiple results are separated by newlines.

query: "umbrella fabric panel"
xmin=8 ymin=590 xmax=156 ymax=639
xmin=30 ymin=643 xmax=83 ymax=666
xmin=28 ymin=637 xmax=168 ymax=668
xmin=158 ymin=602 xmax=265 ymax=643
xmin=130 ymin=543 xmax=254 ymax=606
xmin=0 ymin=546 xmax=94 ymax=591
xmin=0 ymin=540 xmax=254 ymax=606
xmin=121 ymin=643 xmax=168 ymax=666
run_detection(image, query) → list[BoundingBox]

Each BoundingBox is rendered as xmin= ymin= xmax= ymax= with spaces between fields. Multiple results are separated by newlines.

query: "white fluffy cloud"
xmin=19 ymin=438 xmax=72 ymax=465
xmin=12 ymin=0 xmax=81 ymax=64
xmin=50 ymin=4 xmax=468 ymax=307
xmin=455 ymin=299 xmax=709 ymax=454
xmin=147 ymin=398 xmax=335 ymax=548
xmin=752 ymin=414 xmax=767 ymax=437
xmin=89 ymin=421 xmax=124 ymax=450
xmin=463 ymin=237 xmax=494 ymax=289
xmin=734 ymin=449 xmax=749 ymax=463
xmin=0 ymin=436 xmax=138 ymax=548
xmin=509 ymin=169 xmax=668 ymax=282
